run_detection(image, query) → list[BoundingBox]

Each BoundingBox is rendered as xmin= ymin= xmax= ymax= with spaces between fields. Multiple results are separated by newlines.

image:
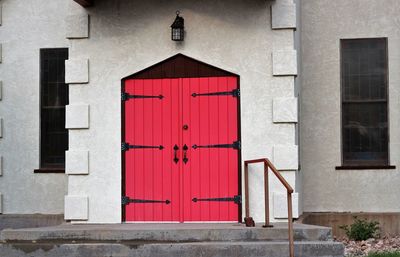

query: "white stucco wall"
xmin=65 ymin=0 xmax=300 ymax=223
xmin=301 ymin=0 xmax=400 ymax=212
xmin=0 ymin=0 xmax=68 ymax=214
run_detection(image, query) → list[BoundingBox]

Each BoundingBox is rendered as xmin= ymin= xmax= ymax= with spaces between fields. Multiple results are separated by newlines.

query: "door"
xmin=123 ymin=77 xmax=240 ymax=222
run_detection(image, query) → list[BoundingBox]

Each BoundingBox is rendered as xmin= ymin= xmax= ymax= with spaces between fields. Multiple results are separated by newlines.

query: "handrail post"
xmin=263 ymin=161 xmax=272 ymax=228
xmin=244 ymin=162 xmax=250 ymax=218
xmin=244 ymin=162 xmax=255 ymax=227
xmin=287 ymin=192 xmax=294 ymax=257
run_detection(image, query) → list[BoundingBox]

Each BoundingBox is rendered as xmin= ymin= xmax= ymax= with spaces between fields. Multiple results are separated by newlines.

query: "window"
xmin=341 ymin=38 xmax=389 ymax=167
xmin=36 ymin=48 xmax=69 ymax=172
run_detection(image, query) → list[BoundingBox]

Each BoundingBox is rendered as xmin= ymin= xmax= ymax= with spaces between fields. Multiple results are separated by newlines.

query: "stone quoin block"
xmin=66 ymin=150 xmax=89 ymax=175
xmin=272 ymin=50 xmax=297 ymax=76
xmin=66 ymin=104 xmax=89 ymax=129
xmin=271 ymin=0 xmax=297 ymax=29
xmin=0 ymin=44 xmax=2 ymax=63
xmin=0 ymin=193 xmax=2 ymax=213
xmin=66 ymin=13 xmax=89 ymax=39
xmin=0 ymin=5 xmax=2 ymax=26
xmin=0 ymin=156 xmax=2 ymax=176
xmin=273 ymin=145 xmax=298 ymax=170
xmin=64 ymin=195 xmax=88 ymax=220
xmin=65 ymin=59 xmax=89 ymax=84
xmin=273 ymin=97 xmax=298 ymax=123
xmin=0 ymin=81 xmax=2 ymax=100
xmin=273 ymin=192 xmax=299 ymax=219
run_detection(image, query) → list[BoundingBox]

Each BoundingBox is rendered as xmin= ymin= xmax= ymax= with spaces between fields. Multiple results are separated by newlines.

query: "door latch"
xmin=173 ymin=144 xmax=179 ymax=164
xmin=183 ymin=144 xmax=189 ymax=164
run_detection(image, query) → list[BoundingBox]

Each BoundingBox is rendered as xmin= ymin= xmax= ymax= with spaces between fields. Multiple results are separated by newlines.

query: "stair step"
xmin=0 ymin=223 xmax=332 ymax=243
xmin=0 ymin=241 xmax=344 ymax=257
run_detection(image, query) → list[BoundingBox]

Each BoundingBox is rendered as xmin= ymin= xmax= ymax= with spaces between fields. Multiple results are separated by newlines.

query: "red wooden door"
xmin=124 ymin=78 xmax=181 ymax=222
xmin=123 ymin=77 xmax=239 ymax=222
xmin=182 ymin=77 xmax=239 ymax=222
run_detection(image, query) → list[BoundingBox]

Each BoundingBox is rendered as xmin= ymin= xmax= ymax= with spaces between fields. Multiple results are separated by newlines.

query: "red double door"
xmin=123 ymin=76 xmax=240 ymax=222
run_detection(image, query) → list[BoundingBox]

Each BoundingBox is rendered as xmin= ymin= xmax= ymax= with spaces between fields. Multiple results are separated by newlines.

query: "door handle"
xmin=173 ymin=144 xmax=179 ymax=164
xmin=183 ymin=144 xmax=188 ymax=164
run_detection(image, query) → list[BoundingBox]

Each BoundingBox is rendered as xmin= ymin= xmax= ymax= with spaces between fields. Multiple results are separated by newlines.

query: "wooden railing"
xmin=244 ymin=158 xmax=294 ymax=257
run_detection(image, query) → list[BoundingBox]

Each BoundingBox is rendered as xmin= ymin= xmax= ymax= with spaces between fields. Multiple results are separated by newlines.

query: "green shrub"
xmin=339 ymin=216 xmax=380 ymax=241
xmin=366 ymin=252 xmax=400 ymax=257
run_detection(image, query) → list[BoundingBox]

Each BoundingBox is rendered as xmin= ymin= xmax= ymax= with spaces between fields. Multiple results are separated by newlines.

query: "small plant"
xmin=339 ymin=216 xmax=380 ymax=241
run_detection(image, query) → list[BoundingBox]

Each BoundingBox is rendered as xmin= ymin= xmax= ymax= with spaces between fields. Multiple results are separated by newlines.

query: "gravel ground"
xmin=335 ymin=236 xmax=400 ymax=256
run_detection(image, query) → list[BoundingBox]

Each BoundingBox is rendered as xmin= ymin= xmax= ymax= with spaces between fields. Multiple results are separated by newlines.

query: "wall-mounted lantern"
xmin=171 ymin=11 xmax=184 ymax=41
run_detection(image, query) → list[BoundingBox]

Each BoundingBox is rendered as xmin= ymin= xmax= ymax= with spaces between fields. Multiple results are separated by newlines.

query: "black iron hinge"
xmin=122 ymin=92 xmax=164 ymax=101
xmin=192 ymin=141 xmax=240 ymax=150
xmin=192 ymin=195 xmax=241 ymax=205
xmin=191 ymin=89 xmax=240 ymax=98
xmin=122 ymin=196 xmax=170 ymax=205
xmin=122 ymin=142 xmax=164 ymax=151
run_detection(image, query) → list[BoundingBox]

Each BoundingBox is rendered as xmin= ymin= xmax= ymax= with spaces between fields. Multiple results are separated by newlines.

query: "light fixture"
xmin=171 ymin=11 xmax=184 ymax=41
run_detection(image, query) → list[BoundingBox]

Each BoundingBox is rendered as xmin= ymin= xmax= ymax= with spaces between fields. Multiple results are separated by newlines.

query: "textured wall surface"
xmin=0 ymin=0 xmax=300 ymax=221
xmin=0 ymin=0 xmax=68 ymax=214
xmin=66 ymin=0 xmax=299 ymax=223
xmin=301 ymin=0 xmax=400 ymax=212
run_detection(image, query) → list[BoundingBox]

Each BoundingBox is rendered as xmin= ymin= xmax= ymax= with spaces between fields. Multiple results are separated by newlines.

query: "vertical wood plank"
xmin=218 ymin=77 xmax=230 ymax=221
xmin=162 ymin=79 xmax=173 ymax=221
xmin=227 ymin=77 xmax=239 ymax=221
xmin=153 ymin=79 xmax=163 ymax=221
xmin=208 ymin=77 xmax=220 ymax=221
xmin=143 ymin=79 xmax=154 ymax=220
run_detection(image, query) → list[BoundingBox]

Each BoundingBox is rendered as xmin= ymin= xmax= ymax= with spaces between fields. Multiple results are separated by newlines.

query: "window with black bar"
xmin=340 ymin=38 xmax=389 ymax=167
xmin=36 ymin=48 xmax=69 ymax=172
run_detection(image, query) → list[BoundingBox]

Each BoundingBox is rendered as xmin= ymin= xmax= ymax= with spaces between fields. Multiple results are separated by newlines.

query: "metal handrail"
xmin=244 ymin=158 xmax=294 ymax=257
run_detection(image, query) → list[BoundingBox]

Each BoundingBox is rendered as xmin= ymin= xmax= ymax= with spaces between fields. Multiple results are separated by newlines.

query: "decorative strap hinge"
xmin=122 ymin=142 xmax=164 ymax=151
xmin=191 ymin=89 xmax=240 ymax=98
xmin=192 ymin=195 xmax=241 ymax=205
xmin=192 ymin=141 xmax=240 ymax=150
xmin=122 ymin=196 xmax=171 ymax=205
xmin=122 ymin=92 xmax=164 ymax=101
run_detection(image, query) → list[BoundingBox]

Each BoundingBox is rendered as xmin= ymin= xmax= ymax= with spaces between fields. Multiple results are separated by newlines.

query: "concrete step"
xmin=0 ymin=241 xmax=344 ymax=257
xmin=0 ymin=223 xmax=343 ymax=257
xmin=0 ymin=223 xmax=332 ymax=243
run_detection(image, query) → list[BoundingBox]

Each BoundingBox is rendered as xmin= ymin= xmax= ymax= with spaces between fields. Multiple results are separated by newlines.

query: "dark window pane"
xmin=341 ymin=38 xmax=388 ymax=166
xmin=342 ymin=39 xmax=387 ymax=101
xmin=343 ymin=103 xmax=388 ymax=164
xmin=40 ymin=48 xmax=69 ymax=168
xmin=42 ymin=108 xmax=66 ymax=133
xmin=43 ymin=84 xmax=68 ymax=107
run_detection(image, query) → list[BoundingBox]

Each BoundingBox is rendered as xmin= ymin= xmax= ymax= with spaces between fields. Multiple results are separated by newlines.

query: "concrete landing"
xmin=0 ymin=223 xmax=344 ymax=257
xmin=1 ymin=223 xmax=332 ymax=242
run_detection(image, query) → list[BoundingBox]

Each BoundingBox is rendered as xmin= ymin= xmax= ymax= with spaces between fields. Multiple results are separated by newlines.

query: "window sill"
xmin=335 ymin=165 xmax=396 ymax=170
xmin=34 ymin=168 xmax=65 ymax=174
